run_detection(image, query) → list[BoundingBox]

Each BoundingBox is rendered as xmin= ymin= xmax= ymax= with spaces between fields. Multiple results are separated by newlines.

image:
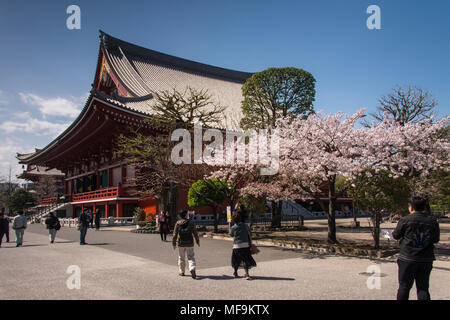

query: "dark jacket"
xmin=94 ymin=212 xmax=101 ymax=224
xmin=172 ymin=219 xmax=199 ymax=247
xmin=392 ymin=212 xmax=440 ymax=263
xmin=230 ymin=222 xmax=251 ymax=249
xmin=0 ymin=217 xmax=9 ymax=233
xmin=78 ymin=213 xmax=90 ymax=227
xmin=45 ymin=215 xmax=60 ymax=230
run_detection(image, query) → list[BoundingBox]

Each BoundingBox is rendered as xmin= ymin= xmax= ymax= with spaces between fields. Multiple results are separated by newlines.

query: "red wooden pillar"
xmin=105 ymin=203 xmax=109 ymax=218
xmin=116 ymin=201 xmax=120 ymax=218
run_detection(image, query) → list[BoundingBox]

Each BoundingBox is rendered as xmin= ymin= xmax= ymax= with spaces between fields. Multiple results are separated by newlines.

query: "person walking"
xmin=94 ymin=209 xmax=101 ymax=231
xmin=44 ymin=212 xmax=60 ymax=244
xmin=12 ymin=211 xmax=27 ymax=247
xmin=158 ymin=210 xmax=170 ymax=241
xmin=392 ymin=196 xmax=440 ymax=300
xmin=88 ymin=209 xmax=94 ymax=229
xmin=0 ymin=209 xmax=10 ymax=248
xmin=78 ymin=209 xmax=90 ymax=245
xmin=172 ymin=209 xmax=200 ymax=279
xmin=230 ymin=210 xmax=257 ymax=280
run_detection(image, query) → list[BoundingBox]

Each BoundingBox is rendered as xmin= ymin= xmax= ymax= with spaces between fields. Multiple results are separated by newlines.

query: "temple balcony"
xmin=40 ymin=197 xmax=59 ymax=205
xmin=71 ymin=187 xmax=124 ymax=202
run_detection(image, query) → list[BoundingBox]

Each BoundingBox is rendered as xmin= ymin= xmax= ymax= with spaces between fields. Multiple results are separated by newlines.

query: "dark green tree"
xmin=188 ymin=178 xmax=227 ymax=233
xmin=8 ymin=189 xmax=36 ymax=214
xmin=239 ymin=67 xmax=315 ymax=227
xmin=345 ymin=170 xmax=411 ymax=249
xmin=240 ymin=67 xmax=316 ymax=130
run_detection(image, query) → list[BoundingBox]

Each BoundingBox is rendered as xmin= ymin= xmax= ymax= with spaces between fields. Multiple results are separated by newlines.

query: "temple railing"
xmin=40 ymin=197 xmax=59 ymax=205
xmin=57 ymin=217 xmax=136 ymax=227
xmin=71 ymin=187 xmax=122 ymax=202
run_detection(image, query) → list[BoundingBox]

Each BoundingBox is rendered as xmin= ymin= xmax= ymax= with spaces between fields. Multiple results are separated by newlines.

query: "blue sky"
xmin=0 ymin=0 xmax=449 ymax=180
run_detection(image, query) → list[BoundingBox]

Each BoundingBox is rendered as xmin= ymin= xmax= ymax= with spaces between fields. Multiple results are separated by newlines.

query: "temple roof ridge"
xmin=98 ymin=30 xmax=253 ymax=84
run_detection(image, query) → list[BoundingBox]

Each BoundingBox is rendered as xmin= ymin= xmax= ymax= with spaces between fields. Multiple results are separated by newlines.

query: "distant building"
xmin=16 ymin=152 xmax=65 ymax=194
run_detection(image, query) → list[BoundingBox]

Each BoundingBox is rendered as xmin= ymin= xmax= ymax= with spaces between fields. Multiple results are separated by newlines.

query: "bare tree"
xmin=369 ymin=86 xmax=437 ymax=125
xmin=34 ymin=176 xmax=58 ymax=202
xmin=151 ymin=87 xmax=226 ymax=129
xmin=117 ymin=87 xmax=225 ymax=223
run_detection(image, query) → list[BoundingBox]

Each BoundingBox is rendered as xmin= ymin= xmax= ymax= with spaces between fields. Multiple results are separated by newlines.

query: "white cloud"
xmin=0 ymin=112 xmax=71 ymax=136
xmin=19 ymin=92 xmax=81 ymax=118
xmin=0 ymin=89 xmax=9 ymax=105
xmin=0 ymin=137 xmax=32 ymax=182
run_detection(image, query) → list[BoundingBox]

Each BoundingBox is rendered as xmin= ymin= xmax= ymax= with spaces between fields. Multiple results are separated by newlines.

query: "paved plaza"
xmin=0 ymin=223 xmax=449 ymax=300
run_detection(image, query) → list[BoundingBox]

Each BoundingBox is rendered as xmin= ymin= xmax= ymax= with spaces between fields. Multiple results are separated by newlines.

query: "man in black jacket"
xmin=45 ymin=212 xmax=60 ymax=244
xmin=392 ymin=196 xmax=440 ymax=300
xmin=0 ymin=208 xmax=10 ymax=247
xmin=78 ymin=209 xmax=90 ymax=245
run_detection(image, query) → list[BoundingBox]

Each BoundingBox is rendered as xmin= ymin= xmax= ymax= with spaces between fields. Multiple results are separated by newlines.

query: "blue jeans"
xmin=80 ymin=226 xmax=88 ymax=244
xmin=49 ymin=229 xmax=57 ymax=243
xmin=15 ymin=229 xmax=25 ymax=245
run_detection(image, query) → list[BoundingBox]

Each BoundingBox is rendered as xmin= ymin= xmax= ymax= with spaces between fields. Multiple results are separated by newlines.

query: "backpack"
xmin=13 ymin=216 xmax=25 ymax=230
xmin=178 ymin=221 xmax=193 ymax=245
xmin=54 ymin=219 xmax=61 ymax=231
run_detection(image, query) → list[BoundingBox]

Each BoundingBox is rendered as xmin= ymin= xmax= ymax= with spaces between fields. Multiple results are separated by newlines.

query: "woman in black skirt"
xmin=229 ymin=210 xmax=256 ymax=280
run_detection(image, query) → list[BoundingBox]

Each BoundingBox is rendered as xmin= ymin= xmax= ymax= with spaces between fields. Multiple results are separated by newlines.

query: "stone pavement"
xmin=0 ymin=224 xmax=449 ymax=300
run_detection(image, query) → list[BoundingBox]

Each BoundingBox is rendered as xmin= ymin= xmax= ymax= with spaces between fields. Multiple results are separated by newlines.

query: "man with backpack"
xmin=45 ymin=212 xmax=61 ymax=244
xmin=392 ymin=196 xmax=440 ymax=300
xmin=12 ymin=211 xmax=27 ymax=247
xmin=172 ymin=209 xmax=200 ymax=279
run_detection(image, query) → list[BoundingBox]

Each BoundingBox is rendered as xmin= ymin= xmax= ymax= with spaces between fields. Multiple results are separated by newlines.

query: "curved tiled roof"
xmin=99 ymin=31 xmax=252 ymax=129
xmin=21 ymin=32 xmax=253 ymax=165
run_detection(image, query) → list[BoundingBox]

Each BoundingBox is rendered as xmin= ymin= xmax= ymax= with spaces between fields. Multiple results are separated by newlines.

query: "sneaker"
xmin=233 ymin=273 xmax=239 ymax=278
xmin=244 ymin=275 xmax=252 ymax=280
xmin=190 ymin=270 xmax=197 ymax=279
xmin=179 ymin=272 xmax=185 ymax=276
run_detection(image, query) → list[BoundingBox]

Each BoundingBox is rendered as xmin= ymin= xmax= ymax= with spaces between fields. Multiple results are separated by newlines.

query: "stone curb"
xmin=200 ymin=233 xmax=398 ymax=260
xmin=131 ymin=229 xmax=159 ymax=234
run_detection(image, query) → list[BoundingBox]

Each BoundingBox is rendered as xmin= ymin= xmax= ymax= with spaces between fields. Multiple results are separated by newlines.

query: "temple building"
xmin=17 ymin=31 xmax=252 ymax=219
xmin=17 ymin=151 xmax=65 ymax=194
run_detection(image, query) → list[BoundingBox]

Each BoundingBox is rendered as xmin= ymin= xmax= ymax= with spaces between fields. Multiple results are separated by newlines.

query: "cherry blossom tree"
xmin=274 ymin=110 xmax=369 ymax=243
xmin=211 ymin=109 xmax=449 ymax=245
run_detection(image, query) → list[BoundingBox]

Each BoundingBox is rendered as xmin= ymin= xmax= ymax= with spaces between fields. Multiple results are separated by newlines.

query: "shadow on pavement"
xmin=17 ymin=244 xmax=48 ymax=248
xmin=84 ymin=243 xmax=113 ymax=246
xmin=196 ymin=275 xmax=235 ymax=281
xmin=250 ymin=276 xmax=295 ymax=281
xmin=196 ymin=274 xmax=296 ymax=281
